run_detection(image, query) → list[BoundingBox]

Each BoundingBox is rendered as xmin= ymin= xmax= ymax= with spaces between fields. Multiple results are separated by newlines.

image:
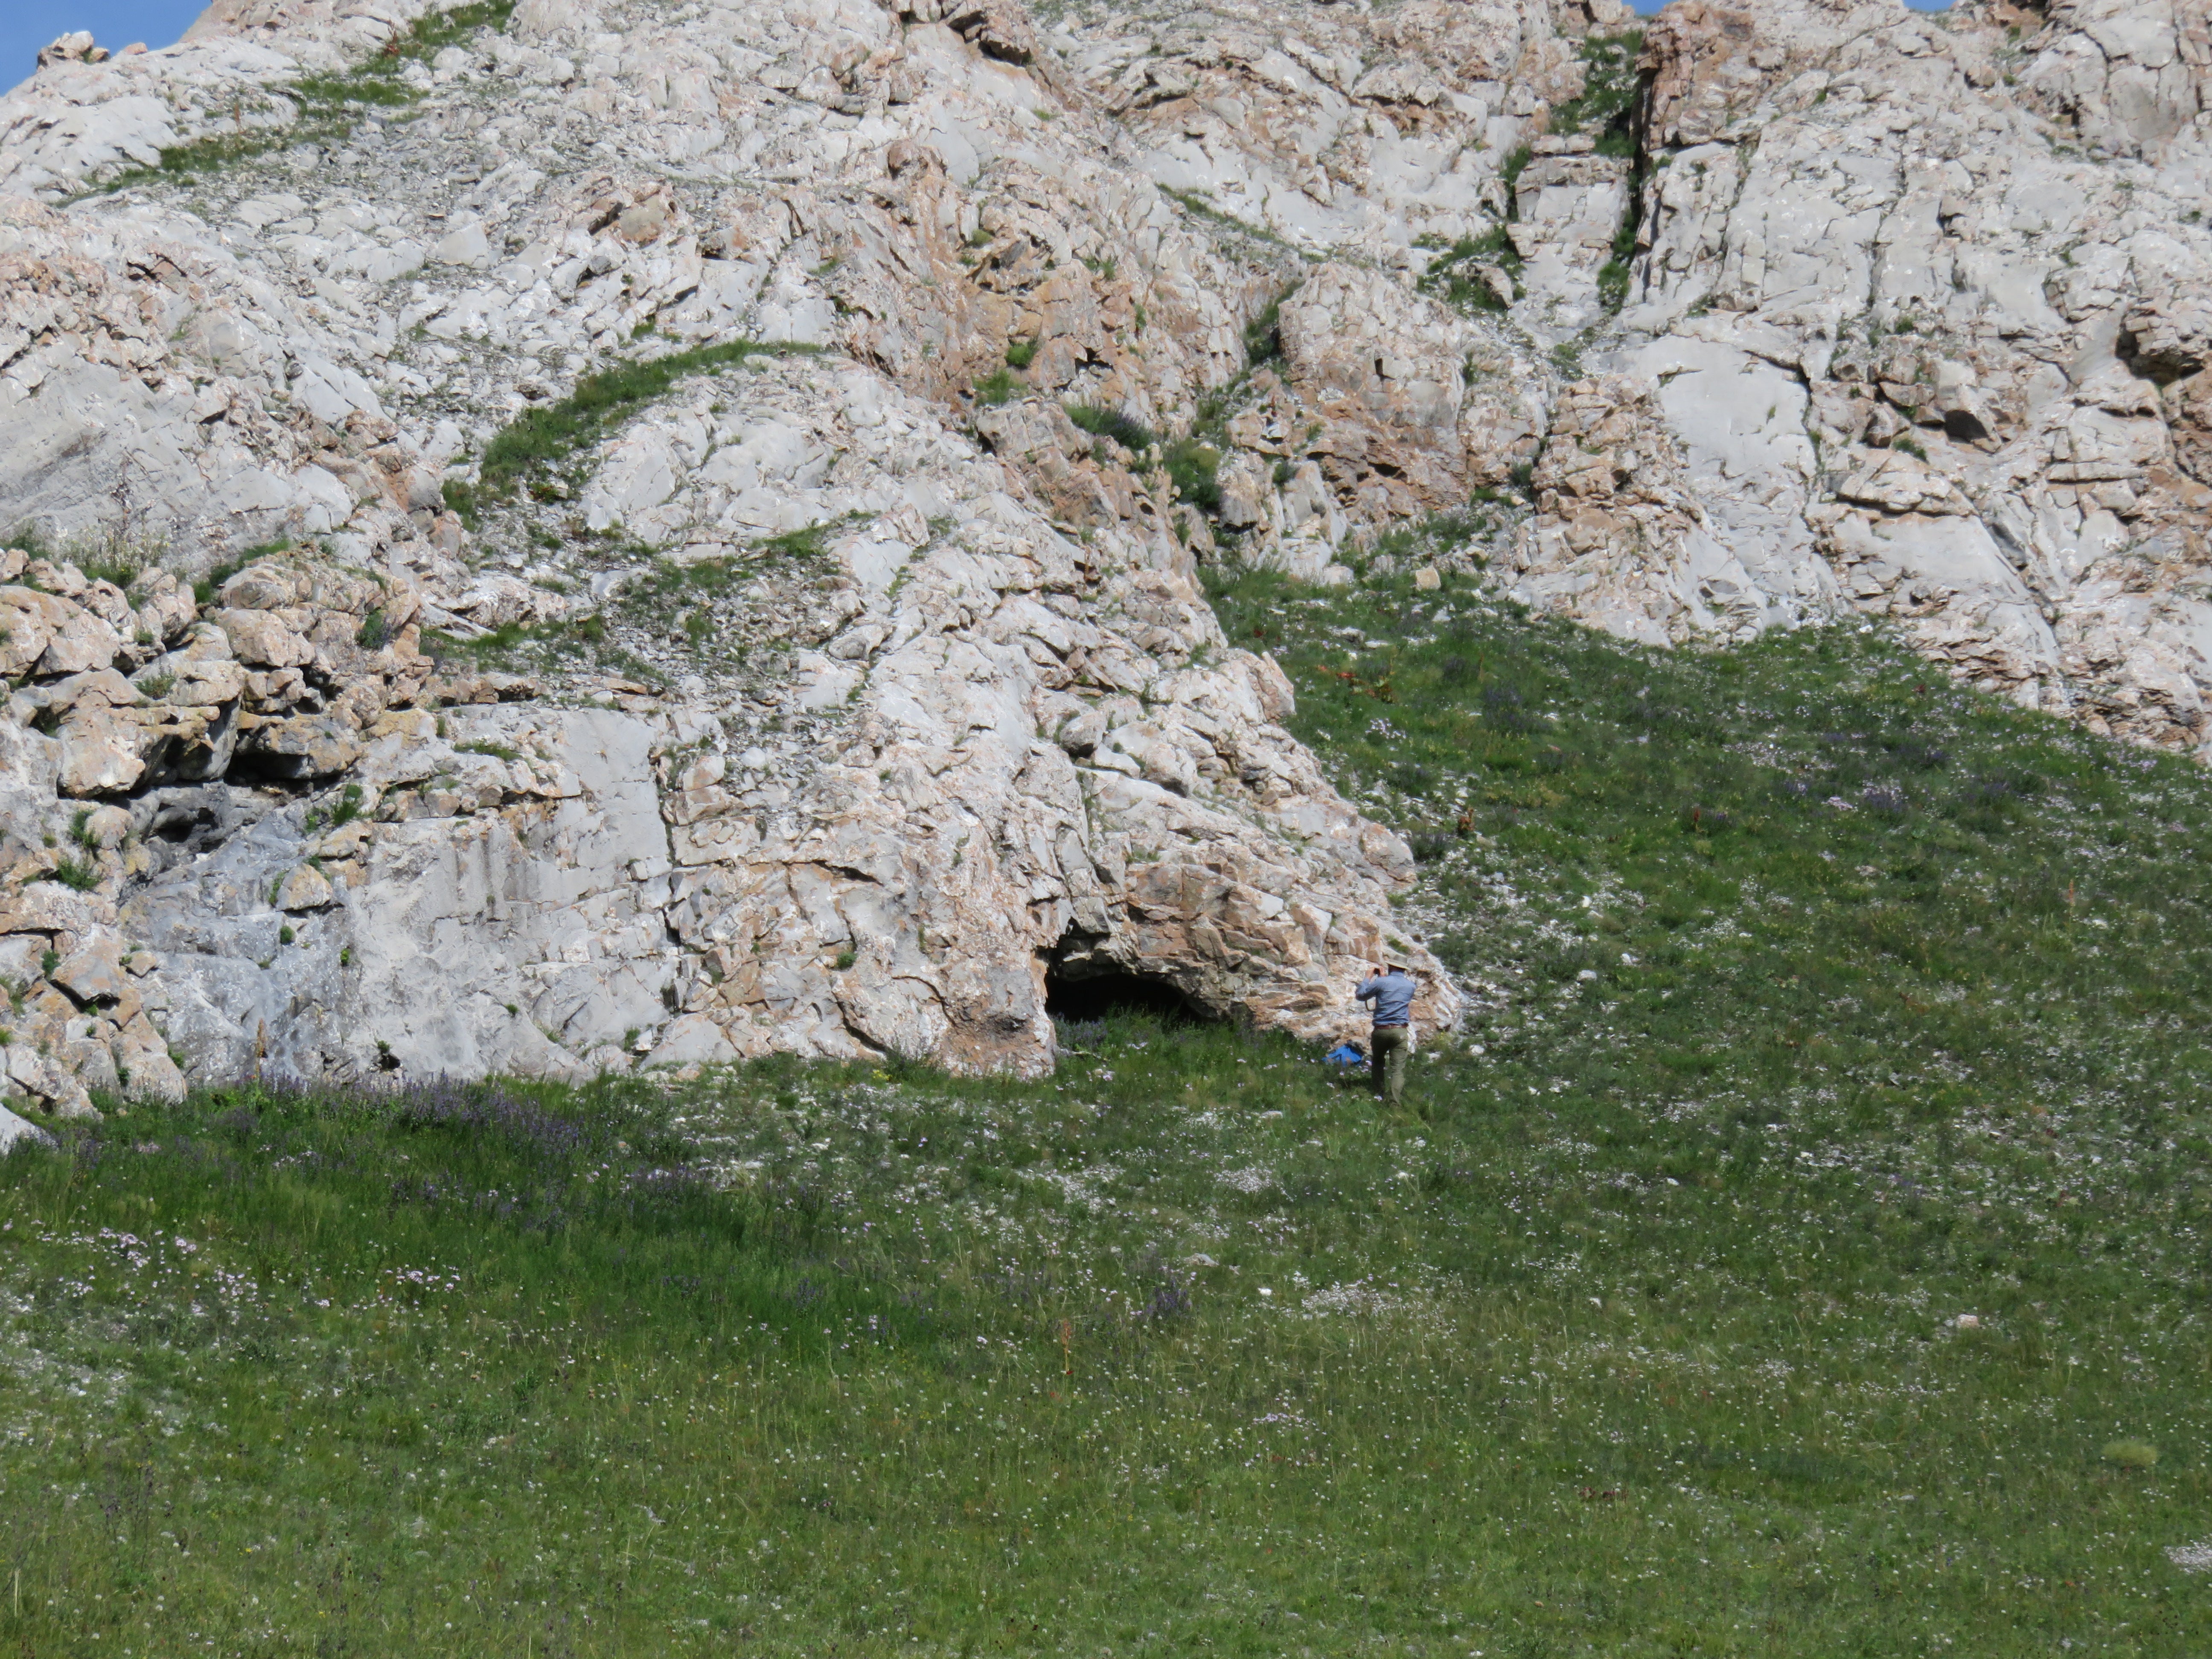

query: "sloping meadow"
xmin=5 ymin=579 xmax=2212 ymax=1653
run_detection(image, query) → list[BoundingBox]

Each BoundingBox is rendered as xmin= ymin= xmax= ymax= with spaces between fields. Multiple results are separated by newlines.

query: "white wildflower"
xmin=2168 ymin=1543 xmax=2212 ymax=1574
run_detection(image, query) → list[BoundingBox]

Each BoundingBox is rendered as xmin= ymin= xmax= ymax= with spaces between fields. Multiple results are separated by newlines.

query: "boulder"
xmin=0 ymin=1101 xmax=55 ymax=1153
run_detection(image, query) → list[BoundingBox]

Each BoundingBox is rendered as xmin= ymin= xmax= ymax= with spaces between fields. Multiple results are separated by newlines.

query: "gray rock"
xmin=0 ymin=1100 xmax=55 ymax=1154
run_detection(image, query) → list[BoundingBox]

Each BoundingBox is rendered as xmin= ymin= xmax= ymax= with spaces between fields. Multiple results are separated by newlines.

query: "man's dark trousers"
xmin=1371 ymin=1026 xmax=1409 ymax=1107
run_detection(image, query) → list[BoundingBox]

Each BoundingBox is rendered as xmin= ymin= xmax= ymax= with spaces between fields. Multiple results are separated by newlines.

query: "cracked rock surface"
xmin=0 ymin=0 xmax=2206 ymax=1109
xmin=0 ymin=0 xmax=1465 ymax=1105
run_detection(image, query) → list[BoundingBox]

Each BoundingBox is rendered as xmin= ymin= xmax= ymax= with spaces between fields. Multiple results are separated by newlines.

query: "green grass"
xmin=1550 ymin=32 xmax=1645 ymax=153
xmin=1499 ymin=142 xmax=1535 ymax=211
xmin=1158 ymin=186 xmax=1298 ymax=256
xmin=192 ymin=541 xmax=291 ymax=608
xmin=1418 ymin=225 xmax=1525 ymax=315
xmin=1063 ymin=400 xmax=1222 ymax=515
xmin=973 ymin=366 xmax=1022 ymax=406
xmin=9 ymin=579 xmax=2212 ymax=1653
xmin=1160 ymin=436 xmax=1222 ymax=515
xmin=1242 ymin=284 xmax=1293 ymax=365
xmin=477 ymin=341 xmax=818 ymax=499
xmin=1066 ymin=402 xmax=1158 ymax=454
xmin=43 ymin=856 xmax=101 ymax=892
xmin=82 ymin=1 xmax=517 ymax=196
xmin=1366 ymin=508 xmax=1498 ymax=571
xmin=1542 ymin=31 xmax=1648 ymax=312
xmin=426 ymin=529 xmax=838 ymax=682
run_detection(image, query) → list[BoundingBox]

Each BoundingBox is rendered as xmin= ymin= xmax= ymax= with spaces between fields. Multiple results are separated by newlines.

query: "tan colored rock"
xmin=52 ymin=937 xmax=129 ymax=1004
xmin=57 ymin=706 xmax=146 ymax=796
xmin=240 ymin=714 xmax=364 ymax=780
xmin=6 ymin=1045 xmax=98 ymax=1120
xmin=275 ymin=864 xmax=334 ymax=912
xmin=1837 ymin=450 xmax=1973 ymax=516
xmin=115 ymin=1013 xmax=185 ymax=1103
xmin=0 ymin=882 xmax=115 ymax=942
xmin=0 ymin=586 xmax=122 ymax=677
xmin=212 ymin=608 xmax=315 ymax=669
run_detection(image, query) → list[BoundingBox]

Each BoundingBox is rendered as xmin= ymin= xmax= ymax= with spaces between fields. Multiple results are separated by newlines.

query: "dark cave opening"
xmin=1043 ymin=963 xmax=1208 ymax=1026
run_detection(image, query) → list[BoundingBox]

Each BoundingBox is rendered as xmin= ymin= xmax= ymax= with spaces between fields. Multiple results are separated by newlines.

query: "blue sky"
xmin=3 ymin=0 xmax=205 ymax=92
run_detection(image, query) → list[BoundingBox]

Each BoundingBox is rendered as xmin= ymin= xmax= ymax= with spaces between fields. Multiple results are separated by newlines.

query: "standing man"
xmin=1355 ymin=961 xmax=1417 ymax=1111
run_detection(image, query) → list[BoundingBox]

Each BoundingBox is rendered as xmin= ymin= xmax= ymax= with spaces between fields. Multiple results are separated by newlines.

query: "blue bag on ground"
xmin=1325 ymin=1042 xmax=1367 ymax=1067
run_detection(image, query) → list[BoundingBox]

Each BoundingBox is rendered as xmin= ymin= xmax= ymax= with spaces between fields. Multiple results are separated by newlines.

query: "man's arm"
xmin=1354 ymin=975 xmax=1377 ymax=1002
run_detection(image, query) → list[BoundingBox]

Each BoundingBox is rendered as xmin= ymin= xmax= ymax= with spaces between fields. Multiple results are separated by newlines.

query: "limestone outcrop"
xmin=0 ymin=0 xmax=2207 ymax=1109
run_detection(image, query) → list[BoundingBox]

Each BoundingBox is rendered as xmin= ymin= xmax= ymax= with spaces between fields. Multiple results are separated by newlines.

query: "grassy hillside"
xmin=6 ymin=573 xmax=2212 ymax=1656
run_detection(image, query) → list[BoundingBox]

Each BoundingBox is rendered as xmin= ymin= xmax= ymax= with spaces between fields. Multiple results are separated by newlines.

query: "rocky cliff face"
xmin=0 ymin=0 xmax=2204 ymax=1112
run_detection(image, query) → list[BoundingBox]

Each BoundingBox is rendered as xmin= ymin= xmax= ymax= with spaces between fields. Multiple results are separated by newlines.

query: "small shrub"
xmin=973 ymin=367 xmax=1021 ymax=406
xmin=78 ymin=555 xmax=142 ymax=590
xmin=192 ymin=547 xmax=274 ymax=608
xmin=1243 ymin=285 xmax=1295 ymax=365
xmin=1861 ymin=782 xmax=1908 ymax=816
xmin=1417 ymin=225 xmax=1522 ymax=314
xmin=1162 ymin=438 xmax=1222 ymax=515
xmin=1597 ymin=254 xmax=1633 ymax=312
xmin=759 ymin=523 xmax=832 ymax=561
xmin=1888 ymin=739 xmax=1950 ymax=771
xmin=1066 ymin=404 xmax=1157 ymax=454
xmin=1482 ymin=684 xmax=1544 ymax=734
xmin=48 ymin=857 xmax=99 ymax=893
xmin=1499 ymin=144 xmax=1535 ymax=209
xmin=1004 ymin=338 xmax=1040 ymax=370
xmin=1408 ymin=831 xmax=1456 ymax=864
xmin=1549 ymin=32 xmax=1645 ymax=147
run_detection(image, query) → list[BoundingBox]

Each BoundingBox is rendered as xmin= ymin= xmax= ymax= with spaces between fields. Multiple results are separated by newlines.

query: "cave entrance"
xmin=1044 ymin=962 xmax=1208 ymax=1027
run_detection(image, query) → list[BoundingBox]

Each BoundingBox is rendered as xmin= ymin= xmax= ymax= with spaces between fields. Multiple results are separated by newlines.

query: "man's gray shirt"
xmin=1356 ymin=970 xmax=1416 ymax=1027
